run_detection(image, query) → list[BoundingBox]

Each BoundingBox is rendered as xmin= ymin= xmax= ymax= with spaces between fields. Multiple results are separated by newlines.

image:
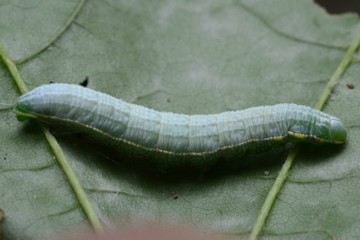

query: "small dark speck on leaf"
xmin=167 ymin=98 xmax=171 ymax=103
xmin=80 ymin=77 xmax=89 ymax=87
xmin=347 ymin=82 xmax=355 ymax=89
xmin=314 ymin=0 xmax=360 ymax=15
xmin=170 ymin=191 xmax=178 ymax=200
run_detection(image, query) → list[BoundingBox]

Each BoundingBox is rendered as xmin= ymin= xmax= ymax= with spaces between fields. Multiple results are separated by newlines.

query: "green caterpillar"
xmin=15 ymin=83 xmax=347 ymax=168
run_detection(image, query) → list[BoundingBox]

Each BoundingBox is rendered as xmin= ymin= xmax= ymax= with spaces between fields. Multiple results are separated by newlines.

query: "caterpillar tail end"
xmin=15 ymin=104 xmax=33 ymax=122
xmin=16 ymin=113 xmax=31 ymax=122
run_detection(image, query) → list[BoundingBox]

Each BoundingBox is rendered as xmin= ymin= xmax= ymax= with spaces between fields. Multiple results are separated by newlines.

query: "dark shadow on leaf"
xmin=314 ymin=0 xmax=360 ymax=15
xmin=297 ymin=142 xmax=347 ymax=165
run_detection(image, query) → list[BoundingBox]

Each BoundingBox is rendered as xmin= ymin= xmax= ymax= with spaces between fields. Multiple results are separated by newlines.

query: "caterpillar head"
xmin=328 ymin=117 xmax=347 ymax=144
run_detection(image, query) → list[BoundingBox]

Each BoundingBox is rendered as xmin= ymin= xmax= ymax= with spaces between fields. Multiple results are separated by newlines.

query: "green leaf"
xmin=0 ymin=0 xmax=359 ymax=239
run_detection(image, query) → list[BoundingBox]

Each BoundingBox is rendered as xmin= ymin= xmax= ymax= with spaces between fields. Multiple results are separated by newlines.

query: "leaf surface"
xmin=0 ymin=0 xmax=359 ymax=239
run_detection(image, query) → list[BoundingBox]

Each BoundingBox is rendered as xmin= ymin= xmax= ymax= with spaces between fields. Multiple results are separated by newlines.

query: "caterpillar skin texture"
xmin=15 ymin=84 xmax=347 ymax=167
